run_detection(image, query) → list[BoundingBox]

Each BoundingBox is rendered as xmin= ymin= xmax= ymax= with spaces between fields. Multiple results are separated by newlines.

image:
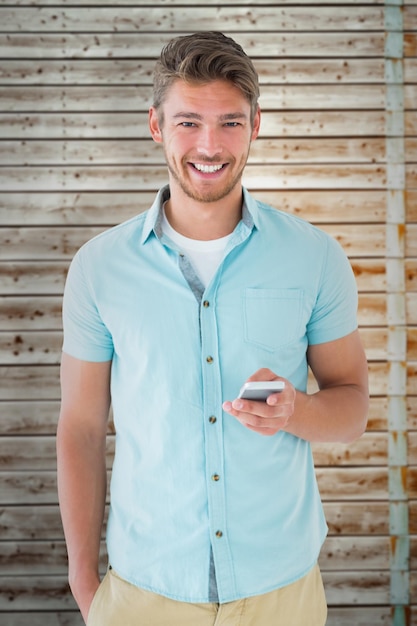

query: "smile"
xmin=192 ymin=163 xmax=225 ymax=173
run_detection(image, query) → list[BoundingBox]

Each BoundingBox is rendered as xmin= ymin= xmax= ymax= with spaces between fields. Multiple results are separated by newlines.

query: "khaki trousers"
xmin=87 ymin=564 xmax=327 ymax=626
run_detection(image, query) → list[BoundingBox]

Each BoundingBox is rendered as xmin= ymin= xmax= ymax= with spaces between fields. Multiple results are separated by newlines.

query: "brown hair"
xmin=152 ymin=31 xmax=260 ymax=124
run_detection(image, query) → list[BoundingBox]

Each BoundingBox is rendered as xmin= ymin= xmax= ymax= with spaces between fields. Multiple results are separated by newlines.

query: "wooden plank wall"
xmin=0 ymin=1 xmax=416 ymax=624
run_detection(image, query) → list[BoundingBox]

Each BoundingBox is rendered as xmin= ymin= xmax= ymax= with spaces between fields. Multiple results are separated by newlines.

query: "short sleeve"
xmin=62 ymin=249 xmax=114 ymax=362
xmin=307 ymin=235 xmax=358 ymax=345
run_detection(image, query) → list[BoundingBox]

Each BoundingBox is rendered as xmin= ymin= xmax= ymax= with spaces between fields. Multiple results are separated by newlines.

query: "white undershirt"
xmin=161 ymin=209 xmax=232 ymax=287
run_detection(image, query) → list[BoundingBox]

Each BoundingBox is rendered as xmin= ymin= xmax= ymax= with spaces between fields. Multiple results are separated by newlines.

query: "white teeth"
xmin=193 ymin=163 xmax=223 ymax=173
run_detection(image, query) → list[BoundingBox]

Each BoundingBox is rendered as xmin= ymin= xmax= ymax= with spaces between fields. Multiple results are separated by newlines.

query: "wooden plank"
xmin=0 ymin=540 xmax=108 ymax=575
xmin=409 ymin=364 xmax=417 ymax=395
xmin=0 ymin=365 xmax=60 ymax=401
xmin=409 ymin=329 xmax=417 ymax=361
xmin=405 ymin=59 xmax=417 ymax=85
xmin=323 ymin=571 xmax=389 ymax=605
xmin=366 ymin=397 xmax=417 ymax=432
xmin=0 ymin=191 xmax=152 ymax=225
xmin=408 ymin=294 xmax=417 ymax=325
xmin=0 ymin=331 xmax=62 ymax=364
xmin=406 ymin=138 xmax=417 ymax=163
xmin=408 ymin=191 xmax=417 ymax=222
xmin=0 ymin=470 xmax=62 ymax=505
xmin=0 ymin=85 xmax=386 ymax=112
xmin=316 ymin=467 xmax=389 ymax=500
xmin=0 ymin=433 xmax=399 ymax=471
xmin=405 ymin=33 xmax=417 ymax=58
xmin=0 ymin=352 xmax=390 ymax=401
xmin=0 ymin=572 xmax=392 ymax=611
xmin=0 ymin=224 xmax=387 ymax=261
xmin=319 ymin=225 xmax=385 ymax=258
xmin=0 ymin=190 xmax=387 ymax=226
xmin=0 ymin=435 xmax=115 ymax=470
xmin=0 ymin=259 xmax=391 ymax=297
xmin=407 ymin=225 xmax=417 ymax=257
xmin=0 ymin=325 xmax=391 ymax=364
xmin=0 ymin=501 xmax=392 ymax=540
xmin=0 ymin=138 xmax=388 ymax=166
xmin=312 ymin=432 xmax=388 ymax=466
xmin=0 ymin=164 xmax=388 ymax=192
xmin=0 ymin=396 xmax=408 ymax=435
xmin=0 ymin=575 xmax=76 ymax=611
xmin=405 ymin=5 xmax=417 ymax=30
xmin=0 ymin=58 xmax=385 ymax=85
xmin=360 ymin=328 xmax=391 ymax=361
xmin=0 ymin=504 xmax=81 ymax=541
xmin=1 ymin=400 xmax=62 ymax=435
xmin=320 ymin=536 xmax=390 ymax=570
xmin=407 ymin=260 xmax=417 ymax=292
xmin=0 ymin=227 xmax=105 ymax=260
xmin=0 ymin=111 xmax=386 ymax=137
xmin=358 ymin=294 xmax=387 ymax=326
xmin=351 ymin=260 xmax=387 ymax=292
xmin=0 ymin=7 xmax=385 ymax=33
xmin=0 ymin=608 xmax=406 ymax=626
xmin=366 ymin=396 xmax=388 ymax=431
xmin=0 ymin=296 xmax=62 ymax=331
xmin=407 ymin=165 xmax=417 ymax=189
xmin=326 ymin=608 xmax=391 ymax=626
xmin=1 ymin=293 xmax=386 ymax=329
xmin=0 ymin=86 xmax=152 ymax=112
xmin=325 ymin=501 xmax=390 ymax=535
xmin=0 ymin=392 xmax=411 ymax=437
xmin=0 ymin=262 xmax=68 ymax=295
xmin=0 ymin=32 xmax=386 ymax=58
xmin=405 ymin=86 xmax=417 ymax=111
xmin=0 ymin=536 xmax=391 ymax=576
xmin=0 ymin=613 xmax=83 ymax=626
xmin=0 ymin=467 xmax=398 ymax=504
xmin=328 ymin=607 xmax=417 ymax=626
xmin=407 ymin=112 xmax=417 ymax=135
xmin=412 ymin=500 xmax=417 ymax=535
xmin=408 ymin=398 xmax=417 ymax=430
xmin=0 ymin=0 xmax=387 ymax=6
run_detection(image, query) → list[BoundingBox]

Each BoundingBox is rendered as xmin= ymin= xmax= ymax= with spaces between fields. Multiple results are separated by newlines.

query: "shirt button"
xmin=206 ymin=356 xmax=214 ymax=363
xmin=203 ymin=300 xmax=210 ymax=308
xmin=212 ymin=474 xmax=220 ymax=482
xmin=209 ymin=416 xmax=217 ymax=424
xmin=216 ymin=530 xmax=223 ymax=538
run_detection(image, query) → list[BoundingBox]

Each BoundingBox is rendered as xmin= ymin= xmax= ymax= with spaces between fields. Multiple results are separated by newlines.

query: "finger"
xmin=231 ymin=398 xmax=289 ymax=418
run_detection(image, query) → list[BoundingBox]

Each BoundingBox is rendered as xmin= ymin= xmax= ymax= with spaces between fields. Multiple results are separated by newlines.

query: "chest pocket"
xmin=244 ymin=288 xmax=304 ymax=351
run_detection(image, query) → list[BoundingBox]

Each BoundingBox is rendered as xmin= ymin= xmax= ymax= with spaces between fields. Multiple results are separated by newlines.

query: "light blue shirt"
xmin=62 ymin=186 xmax=358 ymax=603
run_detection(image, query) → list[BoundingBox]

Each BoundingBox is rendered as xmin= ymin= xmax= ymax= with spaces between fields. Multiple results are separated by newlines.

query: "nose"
xmin=196 ymin=126 xmax=223 ymax=158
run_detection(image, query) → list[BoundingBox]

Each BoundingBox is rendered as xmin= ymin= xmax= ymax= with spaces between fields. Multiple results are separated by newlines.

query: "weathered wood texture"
xmin=0 ymin=2 xmax=415 ymax=624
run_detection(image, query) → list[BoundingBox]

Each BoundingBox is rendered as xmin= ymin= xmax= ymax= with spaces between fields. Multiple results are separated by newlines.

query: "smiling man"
xmin=57 ymin=31 xmax=369 ymax=626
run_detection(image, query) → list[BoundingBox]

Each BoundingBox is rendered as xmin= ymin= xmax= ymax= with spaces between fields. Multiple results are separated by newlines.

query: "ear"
xmin=251 ymin=106 xmax=261 ymax=141
xmin=149 ymin=107 xmax=163 ymax=143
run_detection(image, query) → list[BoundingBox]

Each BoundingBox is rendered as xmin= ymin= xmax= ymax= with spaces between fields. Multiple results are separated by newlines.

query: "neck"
xmin=165 ymin=182 xmax=244 ymax=241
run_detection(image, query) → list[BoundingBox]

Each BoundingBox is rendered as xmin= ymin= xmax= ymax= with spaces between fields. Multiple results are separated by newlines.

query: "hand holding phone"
xmin=238 ymin=380 xmax=285 ymax=402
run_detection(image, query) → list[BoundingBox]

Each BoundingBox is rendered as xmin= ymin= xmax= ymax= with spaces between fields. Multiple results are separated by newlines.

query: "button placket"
xmin=200 ymin=286 xmax=235 ymax=599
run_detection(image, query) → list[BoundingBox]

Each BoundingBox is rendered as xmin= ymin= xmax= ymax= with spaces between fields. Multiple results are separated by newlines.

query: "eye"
xmin=180 ymin=122 xmax=196 ymax=127
xmin=224 ymin=122 xmax=240 ymax=127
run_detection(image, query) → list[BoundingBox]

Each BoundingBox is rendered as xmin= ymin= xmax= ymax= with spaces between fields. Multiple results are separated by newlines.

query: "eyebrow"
xmin=172 ymin=112 xmax=248 ymax=122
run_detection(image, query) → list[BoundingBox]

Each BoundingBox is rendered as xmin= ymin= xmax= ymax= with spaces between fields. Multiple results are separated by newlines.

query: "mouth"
xmin=191 ymin=163 xmax=226 ymax=174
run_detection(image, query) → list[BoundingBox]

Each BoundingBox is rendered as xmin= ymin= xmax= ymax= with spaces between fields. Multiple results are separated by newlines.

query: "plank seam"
xmin=384 ymin=1 xmax=410 ymax=621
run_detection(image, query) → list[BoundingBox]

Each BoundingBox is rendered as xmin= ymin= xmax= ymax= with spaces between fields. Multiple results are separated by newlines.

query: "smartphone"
xmin=238 ymin=381 xmax=285 ymax=401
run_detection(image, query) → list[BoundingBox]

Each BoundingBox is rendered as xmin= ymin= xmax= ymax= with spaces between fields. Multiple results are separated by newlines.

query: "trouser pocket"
xmin=86 ymin=570 xmax=111 ymax=626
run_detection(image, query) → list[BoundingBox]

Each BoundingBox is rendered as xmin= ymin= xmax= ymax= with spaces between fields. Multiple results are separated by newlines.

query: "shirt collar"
xmin=140 ymin=185 xmax=260 ymax=245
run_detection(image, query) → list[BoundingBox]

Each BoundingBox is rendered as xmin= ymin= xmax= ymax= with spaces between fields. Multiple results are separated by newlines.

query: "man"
xmin=57 ymin=31 xmax=369 ymax=626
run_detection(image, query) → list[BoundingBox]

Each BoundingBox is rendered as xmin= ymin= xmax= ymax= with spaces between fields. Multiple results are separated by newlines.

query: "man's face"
xmin=149 ymin=79 xmax=260 ymax=204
